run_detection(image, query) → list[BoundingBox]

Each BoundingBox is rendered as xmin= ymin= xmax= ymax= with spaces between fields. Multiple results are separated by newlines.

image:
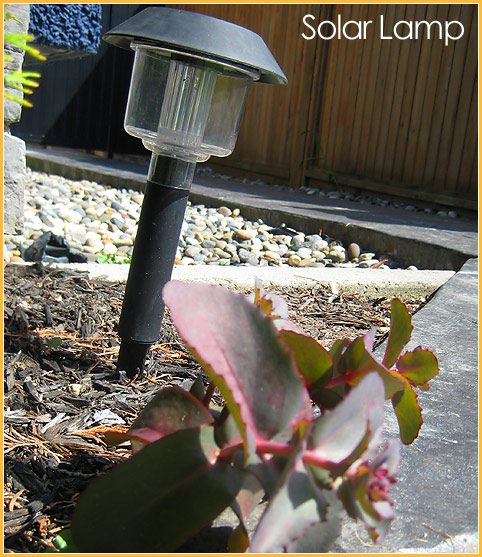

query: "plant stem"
xmin=324 ymin=375 xmax=349 ymax=390
xmin=218 ymin=439 xmax=334 ymax=469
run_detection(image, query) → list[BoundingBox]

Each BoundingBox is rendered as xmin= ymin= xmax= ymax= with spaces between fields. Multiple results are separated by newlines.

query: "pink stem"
xmin=217 ymin=439 xmax=333 ymax=469
xmin=324 ymin=375 xmax=349 ymax=390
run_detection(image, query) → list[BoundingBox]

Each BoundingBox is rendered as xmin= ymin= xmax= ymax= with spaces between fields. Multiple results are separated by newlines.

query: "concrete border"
xmin=35 ymin=261 xmax=455 ymax=300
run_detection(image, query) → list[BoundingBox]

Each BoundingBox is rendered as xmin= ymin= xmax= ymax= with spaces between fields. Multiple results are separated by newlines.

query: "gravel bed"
xmin=4 ymin=168 xmax=422 ymax=270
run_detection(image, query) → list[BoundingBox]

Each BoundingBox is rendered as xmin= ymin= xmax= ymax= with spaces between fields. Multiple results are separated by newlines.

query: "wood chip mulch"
xmin=3 ymin=263 xmax=426 ymax=552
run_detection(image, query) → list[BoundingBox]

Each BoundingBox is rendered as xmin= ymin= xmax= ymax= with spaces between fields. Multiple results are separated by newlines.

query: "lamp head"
xmin=103 ymin=7 xmax=287 ymax=163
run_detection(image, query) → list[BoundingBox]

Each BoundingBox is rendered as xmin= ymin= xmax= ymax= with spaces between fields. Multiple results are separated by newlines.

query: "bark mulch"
xmin=3 ymin=263 xmax=426 ymax=553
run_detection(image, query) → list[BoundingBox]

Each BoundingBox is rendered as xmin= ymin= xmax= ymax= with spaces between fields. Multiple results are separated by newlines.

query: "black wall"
xmin=13 ymin=4 xmax=151 ymax=156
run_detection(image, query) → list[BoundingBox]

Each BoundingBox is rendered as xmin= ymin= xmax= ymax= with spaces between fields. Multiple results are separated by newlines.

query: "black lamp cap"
xmin=102 ymin=7 xmax=287 ymax=85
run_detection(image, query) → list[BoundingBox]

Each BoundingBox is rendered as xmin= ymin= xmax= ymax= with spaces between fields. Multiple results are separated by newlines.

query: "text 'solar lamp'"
xmin=103 ymin=7 xmax=287 ymax=378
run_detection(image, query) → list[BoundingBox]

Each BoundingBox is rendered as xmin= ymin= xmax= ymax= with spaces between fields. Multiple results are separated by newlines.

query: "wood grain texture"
xmin=175 ymin=4 xmax=477 ymax=207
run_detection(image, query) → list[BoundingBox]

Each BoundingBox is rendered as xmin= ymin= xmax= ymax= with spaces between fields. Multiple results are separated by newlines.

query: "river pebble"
xmin=3 ymin=168 xmax=418 ymax=269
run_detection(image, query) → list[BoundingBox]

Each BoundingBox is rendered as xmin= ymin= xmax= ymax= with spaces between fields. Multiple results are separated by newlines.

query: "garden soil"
xmin=3 ymin=263 xmax=426 ymax=553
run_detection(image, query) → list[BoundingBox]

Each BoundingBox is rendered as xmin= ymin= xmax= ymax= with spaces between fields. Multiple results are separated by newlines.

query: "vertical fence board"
xmin=445 ymin=6 xmax=478 ymax=191
xmin=390 ymin=4 xmax=427 ymax=182
xmin=288 ymin=5 xmax=323 ymax=187
xmin=400 ymin=4 xmax=437 ymax=185
xmin=433 ymin=5 xmax=473 ymax=188
xmin=317 ymin=6 xmax=340 ymax=172
xmin=457 ymin=77 xmax=477 ymax=194
xmin=346 ymin=4 xmax=380 ymax=172
xmin=380 ymin=4 xmax=415 ymax=181
xmin=326 ymin=4 xmax=352 ymax=171
xmin=372 ymin=4 xmax=405 ymax=180
xmin=356 ymin=3 xmax=387 ymax=176
xmin=339 ymin=3 xmax=370 ymax=173
xmin=422 ymin=4 xmax=463 ymax=187
xmin=364 ymin=3 xmax=395 ymax=176
xmin=332 ymin=4 xmax=364 ymax=172
xmin=410 ymin=3 xmax=449 ymax=186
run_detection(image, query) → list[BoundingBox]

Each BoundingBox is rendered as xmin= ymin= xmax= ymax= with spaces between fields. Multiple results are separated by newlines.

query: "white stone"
xmin=297 ymin=247 xmax=313 ymax=259
xmin=102 ymin=242 xmax=117 ymax=255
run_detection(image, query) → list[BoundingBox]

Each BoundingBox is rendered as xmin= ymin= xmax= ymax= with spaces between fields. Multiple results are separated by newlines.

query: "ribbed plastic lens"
xmin=124 ymin=43 xmax=258 ymax=162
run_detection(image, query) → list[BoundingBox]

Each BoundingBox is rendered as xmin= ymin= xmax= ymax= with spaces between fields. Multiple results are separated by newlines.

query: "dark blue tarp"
xmin=29 ymin=4 xmax=102 ymax=53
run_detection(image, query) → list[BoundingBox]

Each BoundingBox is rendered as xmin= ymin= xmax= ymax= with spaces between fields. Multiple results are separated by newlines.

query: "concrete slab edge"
xmin=15 ymin=261 xmax=455 ymax=300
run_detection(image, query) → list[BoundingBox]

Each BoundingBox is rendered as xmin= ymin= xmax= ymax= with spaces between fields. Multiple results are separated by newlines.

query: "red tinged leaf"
xmin=71 ymin=427 xmax=242 ymax=552
xmin=391 ymin=378 xmax=423 ymax=444
xmin=383 ymin=299 xmax=413 ymax=368
xmin=337 ymin=439 xmax=400 ymax=543
xmin=163 ymin=281 xmax=306 ymax=459
xmin=396 ymin=348 xmax=439 ymax=388
xmin=289 ymin=386 xmax=314 ymax=430
xmin=308 ymin=374 xmax=385 ymax=469
xmin=281 ymin=330 xmax=333 ymax=387
xmin=249 ymin=277 xmax=304 ymax=333
xmin=341 ymin=337 xmax=406 ymax=398
xmin=250 ymin=453 xmax=340 ymax=552
xmin=230 ymin=470 xmax=266 ymax=546
xmin=329 ymin=339 xmax=351 ymax=376
xmin=126 ymin=386 xmax=214 ymax=452
xmin=104 ymin=428 xmax=164 ymax=449
xmin=231 ymin=473 xmax=265 ymax=525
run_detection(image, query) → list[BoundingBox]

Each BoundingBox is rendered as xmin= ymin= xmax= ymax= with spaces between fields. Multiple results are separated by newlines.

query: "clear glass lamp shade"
xmin=124 ymin=43 xmax=259 ymax=163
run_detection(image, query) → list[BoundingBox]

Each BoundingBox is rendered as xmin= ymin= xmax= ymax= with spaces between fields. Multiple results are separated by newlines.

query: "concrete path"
xmin=26 ymin=147 xmax=477 ymax=271
xmin=334 ymin=258 xmax=479 ymax=553
xmin=23 ymin=146 xmax=478 ymax=552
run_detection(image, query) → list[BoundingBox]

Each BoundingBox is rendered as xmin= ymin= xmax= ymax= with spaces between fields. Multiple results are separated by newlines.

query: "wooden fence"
xmin=177 ymin=3 xmax=477 ymax=210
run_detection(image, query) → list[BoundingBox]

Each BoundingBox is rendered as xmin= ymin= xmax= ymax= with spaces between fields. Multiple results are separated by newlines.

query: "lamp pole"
xmin=116 ymin=156 xmax=195 ymax=377
xmin=103 ymin=7 xmax=287 ymax=378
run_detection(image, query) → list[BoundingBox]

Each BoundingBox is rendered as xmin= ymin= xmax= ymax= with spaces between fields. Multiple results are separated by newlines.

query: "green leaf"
xmin=189 ymin=374 xmax=206 ymax=402
xmin=4 ymin=92 xmax=32 ymax=107
xmin=392 ymin=379 xmax=423 ymax=444
xmin=72 ymin=427 xmax=242 ymax=552
xmin=341 ymin=336 xmax=405 ymax=398
xmin=230 ymin=471 xmax=265 ymax=535
xmin=46 ymin=337 xmax=62 ymax=348
xmin=310 ymin=386 xmax=344 ymax=411
xmin=249 ymin=277 xmax=302 ymax=332
xmin=95 ymin=252 xmax=109 ymax=263
xmin=281 ymin=330 xmax=333 ymax=387
xmin=163 ymin=281 xmax=306 ymax=459
xmin=336 ymin=439 xmax=399 ymax=543
xmin=396 ymin=349 xmax=439 ymax=388
xmin=383 ymin=299 xmax=413 ymax=368
xmin=250 ymin=455 xmax=339 ymax=552
xmin=41 ymin=529 xmax=78 ymax=552
xmin=308 ymin=373 xmax=385 ymax=469
xmin=126 ymin=386 xmax=213 ymax=452
xmin=285 ymin=491 xmax=342 ymax=552
xmin=329 ymin=339 xmax=351 ymax=376
xmin=227 ymin=523 xmax=250 ymax=552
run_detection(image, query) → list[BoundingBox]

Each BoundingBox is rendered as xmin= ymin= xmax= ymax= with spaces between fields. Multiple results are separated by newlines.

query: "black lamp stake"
xmin=116 ymin=156 xmax=194 ymax=377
